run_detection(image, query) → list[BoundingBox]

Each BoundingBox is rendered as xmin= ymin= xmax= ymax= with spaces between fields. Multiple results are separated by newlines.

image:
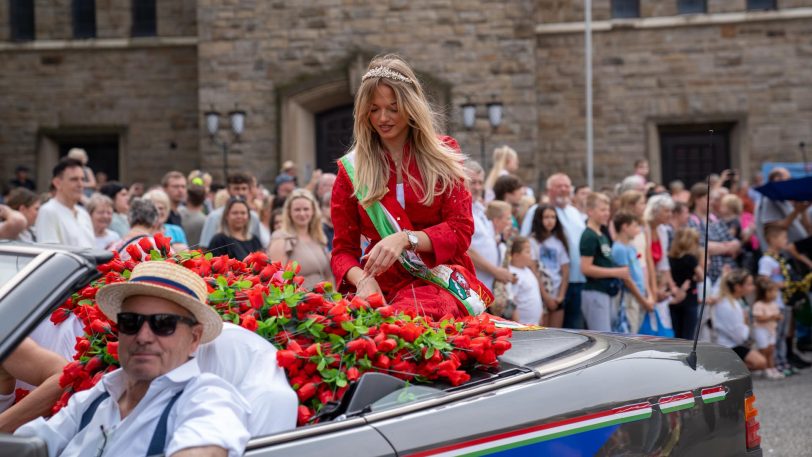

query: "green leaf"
xmin=216 ymin=276 xmax=228 ymax=288
xmin=236 ymin=280 xmax=253 ymax=289
xmin=335 ymin=377 xmax=348 ymax=388
xmin=317 ymin=358 xmax=327 ymax=371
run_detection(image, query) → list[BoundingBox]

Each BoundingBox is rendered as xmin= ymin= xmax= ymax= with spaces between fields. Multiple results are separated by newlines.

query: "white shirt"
xmin=196 ymin=323 xmax=298 ymax=436
xmin=508 ymin=265 xmax=543 ymax=325
xmin=712 ymin=297 xmax=750 ymax=348
xmin=29 ymin=314 xmax=85 ymax=362
xmin=199 ymin=207 xmax=269 ymax=249
xmin=95 ymin=229 xmax=121 ymax=250
xmin=469 ymin=200 xmax=500 ymax=290
xmin=15 ymin=358 xmax=251 ymax=457
xmin=556 ymin=205 xmax=586 ymax=283
xmin=35 ymin=199 xmax=95 ymax=249
xmin=758 ymin=255 xmax=786 ymax=309
xmin=536 ymin=236 xmax=570 ymax=296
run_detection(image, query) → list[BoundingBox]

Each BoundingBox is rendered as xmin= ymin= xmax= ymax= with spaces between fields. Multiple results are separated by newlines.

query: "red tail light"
xmin=744 ymin=393 xmax=761 ymax=450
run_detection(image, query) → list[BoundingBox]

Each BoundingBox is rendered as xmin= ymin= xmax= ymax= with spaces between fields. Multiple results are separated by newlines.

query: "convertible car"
xmin=0 ymin=243 xmax=762 ymax=456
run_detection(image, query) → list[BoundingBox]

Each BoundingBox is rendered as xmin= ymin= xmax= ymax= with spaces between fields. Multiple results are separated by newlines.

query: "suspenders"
xmin=78 ymin=389 xmax=185 ymax=456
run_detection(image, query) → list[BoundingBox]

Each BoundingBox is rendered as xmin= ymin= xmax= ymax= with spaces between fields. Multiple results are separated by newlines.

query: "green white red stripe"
xmin=657 ymin=391 xmax=695 ymax=414
xmin=701 ymin=386 xmax=727 ymax=404
xmin=406 ymin=402 xmax=653 ymax=457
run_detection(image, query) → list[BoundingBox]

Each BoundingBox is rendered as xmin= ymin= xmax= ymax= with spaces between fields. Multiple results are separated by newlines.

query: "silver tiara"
xmin=362 ymin=66 xmax=414 ymax=85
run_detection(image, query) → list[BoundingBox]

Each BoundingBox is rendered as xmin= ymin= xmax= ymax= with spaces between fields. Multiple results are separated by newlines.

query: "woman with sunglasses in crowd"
xmin=208 ymin=197 xmax=263 ymax=259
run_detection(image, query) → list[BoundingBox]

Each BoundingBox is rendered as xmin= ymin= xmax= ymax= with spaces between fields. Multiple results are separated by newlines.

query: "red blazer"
xmin=330 ymin=136 xmax=475 ymax=298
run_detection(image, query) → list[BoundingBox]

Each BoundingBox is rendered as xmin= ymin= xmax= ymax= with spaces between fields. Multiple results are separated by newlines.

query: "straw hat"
xmin=96 ymin=261 xmax=223 ymax=343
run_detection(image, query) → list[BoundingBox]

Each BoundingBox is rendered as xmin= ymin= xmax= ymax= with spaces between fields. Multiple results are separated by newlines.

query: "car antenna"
xmin=687 ymin=130 xmax=714 ymax=371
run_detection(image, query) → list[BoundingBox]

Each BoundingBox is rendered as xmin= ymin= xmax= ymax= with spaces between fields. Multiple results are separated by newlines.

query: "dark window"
xmin=659 ymin=124 xmax=733 ymax=187
xmin=747 ymin=0 xmax=776 ymax=10
xmin=611 ymin=0 xmax=640 ymax=18
xmin=58 ymin=135 xmax=120 ymax=182
xmin=9 ymin=0 xmax=35 ymax=41
xmin=131 ymin=0 xmax=157 ymax=37
xmin=678 ymin=0 xmax=706 ymax=14
xmin=72 ymin=0 xmax=96 ymax=39
xmin=315 ymin=105 xmax=354 ymax=174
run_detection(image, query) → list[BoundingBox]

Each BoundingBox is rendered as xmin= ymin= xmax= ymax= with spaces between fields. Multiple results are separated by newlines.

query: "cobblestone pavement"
xmin=752 ymin=366 xmax=812 ymax=456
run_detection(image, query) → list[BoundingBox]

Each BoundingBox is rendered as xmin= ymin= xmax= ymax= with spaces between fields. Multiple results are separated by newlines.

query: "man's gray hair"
xmin=545 ymin=173 xmax=570 ymax=191
xmin=617 ymin=175 xmax=646 ymax=194
xmin=128 ymin=198 xmax=159 ymax=228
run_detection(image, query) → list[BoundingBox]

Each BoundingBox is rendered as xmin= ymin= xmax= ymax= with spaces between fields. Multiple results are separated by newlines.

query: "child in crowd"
xmin=610 ymin=212 xmax=654 ymax=333
xmin=752 ymin=277 xmax=785 ymax=380
xmin=579 ymin=192 xmax=631 ymax=331
xmin=668 ymin=228 xmax=704 ymax=340
xmin=531 ymin=204 xmax=570 ymax=328
xmin=508 ymin=236 xmax=543 ymax=325
xmin=757 ymin=223 xmax=795 ymax=376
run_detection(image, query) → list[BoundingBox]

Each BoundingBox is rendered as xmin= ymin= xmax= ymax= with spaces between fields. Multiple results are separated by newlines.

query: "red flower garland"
xmin=50 ymin=232 xmax=512 ymax=425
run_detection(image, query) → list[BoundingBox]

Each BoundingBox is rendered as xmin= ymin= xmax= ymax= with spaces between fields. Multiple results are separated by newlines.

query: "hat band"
xmin=130 ymin=276 xmax=200 ymax=300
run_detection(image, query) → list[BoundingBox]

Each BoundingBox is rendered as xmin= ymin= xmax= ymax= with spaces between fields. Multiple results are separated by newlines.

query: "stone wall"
xmin=536 ymin=15 xmax=812 ymax=187
xmin=196 ymin=0 xmax=540 ymax=187
xmin=0 ymin=46 xmax=199 ymax=186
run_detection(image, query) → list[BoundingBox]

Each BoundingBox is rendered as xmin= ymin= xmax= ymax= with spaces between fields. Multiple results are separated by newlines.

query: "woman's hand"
xmin=356 ymin=275 xmax=383 ymax=299
xmin=363 ymin=232 xmax=408 ymax=277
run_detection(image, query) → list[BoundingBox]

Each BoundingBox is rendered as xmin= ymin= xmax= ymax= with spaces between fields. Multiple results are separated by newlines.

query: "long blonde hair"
xmin=485 ymin=145 xmax=518 ymax=191
xmin=281 ymin=189 xmax=327 ymax=245
xmin=350 ymin=54 xmax=466 ymax=208
xmin=719 ymin=269 xmax=751 ymax=301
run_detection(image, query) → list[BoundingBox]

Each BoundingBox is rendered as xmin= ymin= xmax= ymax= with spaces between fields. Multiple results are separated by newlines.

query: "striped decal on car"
xmin=406 ymin=402 xmax=653 ymax=457
xmin=657 ymin=391 xmax=695 ymax=414
xmin=701 ymin=386 xmax=727 ymax=404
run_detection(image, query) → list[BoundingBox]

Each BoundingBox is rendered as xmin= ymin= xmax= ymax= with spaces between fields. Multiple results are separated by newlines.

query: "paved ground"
xmin=752 ymin=365 xmax=812 ymax=456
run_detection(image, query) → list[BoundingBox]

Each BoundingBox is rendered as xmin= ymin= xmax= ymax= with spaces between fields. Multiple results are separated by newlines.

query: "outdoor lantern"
xmin=487 ymin=100 xmax=503 ymax=129
xmin=461 ymin=102 xmax=477 ymax=130
xmin=229 ymin=109 xmax=246 ymax=137
xmin=205 ymin=110 xmax=220 ymax=137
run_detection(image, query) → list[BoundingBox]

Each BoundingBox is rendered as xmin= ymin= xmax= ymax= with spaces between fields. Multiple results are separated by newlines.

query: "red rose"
xmin=297 ymin=382 xmax=317 ymax=402
xmin=84 ymin=356 xmax=103 ymax=373
xmin=74 ymin=338 xmax=90 ymax=355
xmin=346 ymin=367 xmax=360 ymax=382
xmin=276 ymin=350 xmax=299 ymax=369
xmin=106 ymin=341 xmax=119 ymax=361
xmin=240 ymin=313 xmax=258 ymax=332
xmin=297 ymin=405 xmax=314 ymax=426
xmin=378 ymin=338 xmax=397 ymax=353
xmin=137 ymin=237 xmax=154 ymax=254
xmin=50 ymin=308 xmax=72 ymax=325
xmin=125 ymin=244 xmax=143 ymax=261
xmin=377 ymin=306 xmax=395 ymax=318
xmin=366 ymin=293 xmax=385 ymax=309
xmin=89 ymin=319 xmax=112 ymax=335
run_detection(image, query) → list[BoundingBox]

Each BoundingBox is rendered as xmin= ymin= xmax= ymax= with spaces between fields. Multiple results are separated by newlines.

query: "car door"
xmin=244 ymin=418 xmax=395 ymax=456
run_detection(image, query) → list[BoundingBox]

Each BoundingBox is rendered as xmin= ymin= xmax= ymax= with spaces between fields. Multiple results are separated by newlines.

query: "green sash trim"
xmin=339 ymin=152 xmax=486 ymax=316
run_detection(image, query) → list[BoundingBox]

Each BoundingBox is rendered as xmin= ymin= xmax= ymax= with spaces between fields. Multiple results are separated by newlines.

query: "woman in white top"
xmin=712 ymin=269 xmax=767 ymax=371
xmin=86 ymin=193 xmax=120 ymax=250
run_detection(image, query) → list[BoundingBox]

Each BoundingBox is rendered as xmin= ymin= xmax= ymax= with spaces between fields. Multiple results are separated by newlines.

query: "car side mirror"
xmin=0 ymin=435 xmax=48 ymax=457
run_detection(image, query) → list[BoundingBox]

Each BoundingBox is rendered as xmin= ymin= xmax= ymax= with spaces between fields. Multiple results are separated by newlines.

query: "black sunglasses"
xmin=117 ymin=312 xmax=198 ymax=337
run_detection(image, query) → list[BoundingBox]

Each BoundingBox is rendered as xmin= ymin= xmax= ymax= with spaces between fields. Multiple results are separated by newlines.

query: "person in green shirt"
xmin=579 ymin=192 xmax=631 ymax=331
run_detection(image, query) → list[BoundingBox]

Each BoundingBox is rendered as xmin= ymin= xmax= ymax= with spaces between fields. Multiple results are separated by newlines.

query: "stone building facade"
xmin=1 ymin=0 xmax=811 ymax=192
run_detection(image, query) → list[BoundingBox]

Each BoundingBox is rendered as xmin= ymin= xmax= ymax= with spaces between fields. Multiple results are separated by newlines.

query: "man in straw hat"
xmin=16 ymin=261 xmax=250 ymax=457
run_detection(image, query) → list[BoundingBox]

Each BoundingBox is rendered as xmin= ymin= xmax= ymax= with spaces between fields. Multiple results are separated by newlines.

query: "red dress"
xmin=330 ymin=136 xmax=476 ymax=319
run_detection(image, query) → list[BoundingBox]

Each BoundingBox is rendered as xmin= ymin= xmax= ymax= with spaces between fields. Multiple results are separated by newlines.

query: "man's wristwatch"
xmin=404 ymin=230 xmax=418 ymax=251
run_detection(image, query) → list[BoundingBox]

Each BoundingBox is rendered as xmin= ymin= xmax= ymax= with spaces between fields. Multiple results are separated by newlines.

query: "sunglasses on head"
xmin=117 ymin=312 xmax=198 ymax=337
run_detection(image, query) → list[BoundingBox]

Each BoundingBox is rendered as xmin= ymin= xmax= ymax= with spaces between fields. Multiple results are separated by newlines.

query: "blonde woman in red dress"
xmin=331 ymin=55 xmax=492 ymax=319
